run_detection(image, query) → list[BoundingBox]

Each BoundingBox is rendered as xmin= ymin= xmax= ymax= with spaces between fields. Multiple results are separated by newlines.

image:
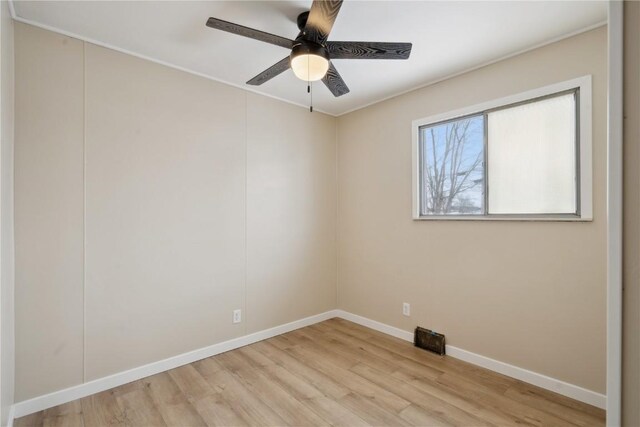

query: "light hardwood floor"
xmin=15 ymin=318 xmax=605 ymax=426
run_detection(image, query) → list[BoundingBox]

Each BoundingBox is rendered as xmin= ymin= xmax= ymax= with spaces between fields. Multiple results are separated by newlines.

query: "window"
xmin=419 ymin=114 xmax=485 ymax=215
xmin=412 ymin=76 xmax=592 ymax=221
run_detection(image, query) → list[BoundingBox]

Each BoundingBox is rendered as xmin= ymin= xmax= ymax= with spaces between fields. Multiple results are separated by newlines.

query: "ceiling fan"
xmin=205 ymin=0 xmax=412 ymax=97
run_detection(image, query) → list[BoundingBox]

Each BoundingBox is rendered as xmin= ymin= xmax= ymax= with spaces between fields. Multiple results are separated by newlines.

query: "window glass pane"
xmin=487 ymin=93 xmax=576 ymax=214
xmin=420 ymin=115 xmax=485 ymax=215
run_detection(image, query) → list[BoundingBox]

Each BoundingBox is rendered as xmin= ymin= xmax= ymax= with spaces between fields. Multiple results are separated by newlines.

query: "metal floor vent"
xmin=414 ymin=327 xmax=446 ymax=355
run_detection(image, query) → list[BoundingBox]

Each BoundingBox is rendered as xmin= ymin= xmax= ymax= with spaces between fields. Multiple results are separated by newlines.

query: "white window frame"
xmin=411 ymin=75 xmax=593 ymax=221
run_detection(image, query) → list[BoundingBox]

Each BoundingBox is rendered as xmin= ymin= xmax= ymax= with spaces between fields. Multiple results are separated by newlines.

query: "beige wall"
xmin=83 ymin=43 xmax=248 ymax=380
xmin=623 ymin=1 xmax=640 ymax=424
xmin=337 ymin=27 xmax=607 ymax=393
xmin=246 ymin=93 xmax=336 ymax=333
xmin=15 ymin=22 xmax=85 ymax=402
xmin=15 ymin=23 xmax=336 ymax=400
xmin=0 ymin=1 xmax=15 ymax=425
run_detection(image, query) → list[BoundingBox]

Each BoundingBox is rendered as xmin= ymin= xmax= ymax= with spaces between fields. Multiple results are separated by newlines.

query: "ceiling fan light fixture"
xmin=290 ymin=43 xmax=329 ymax=82
xmin=206 ymin=0 xmax=412 ymax=97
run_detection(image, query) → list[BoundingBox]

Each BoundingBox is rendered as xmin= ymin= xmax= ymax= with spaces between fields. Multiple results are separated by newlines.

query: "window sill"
xmin=412 ymin=215 xmax=593 ymax=222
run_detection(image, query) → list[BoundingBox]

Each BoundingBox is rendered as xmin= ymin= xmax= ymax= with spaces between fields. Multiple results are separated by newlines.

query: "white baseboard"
xmin=12 ymin=308 xmax=606 ymax=419
xmin=12 ymin=309 xmax=339 ymax=418
xmin=336 ymin=310 xmax=414 ymax=342
xmin=444 ymin=346 xmax=606 ymax=409
xmin=334 ymin=310 xmax=606 ymax=410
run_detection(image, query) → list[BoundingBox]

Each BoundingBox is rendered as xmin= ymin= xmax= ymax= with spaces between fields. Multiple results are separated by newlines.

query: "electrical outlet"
xmin=402 ymin=302 xmax=411 ymax=317
xmin=233 ymin=309 xmax=242 ymax=324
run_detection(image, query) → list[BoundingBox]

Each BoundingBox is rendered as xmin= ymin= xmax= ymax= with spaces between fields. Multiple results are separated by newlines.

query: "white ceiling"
xmin=13 ymin=1 xmax=607 ymax=116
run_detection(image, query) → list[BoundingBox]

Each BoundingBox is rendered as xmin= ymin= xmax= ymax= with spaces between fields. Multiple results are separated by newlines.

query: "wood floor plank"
xmin=42 ymin=414 xmax=84 ymax=427
xmin=236 ymin=345 xmax=277 ymax=369
xmin=414 ymin=371 xmax=578 ymax=426
xmin=297 ymin=326 xmax=491 ymax=426
xmin=143 ymin=372 xmax=207 ymax=426
xmin=267 ymin=332 xmax=310 ymax=350
xmin=285 ymin=343 xmax=411 ymax=414
xmin=316 ymin=324 xmax=445 ymax=380
xmin=327 ymin=318 xmax=516 ymax=392
xmin=259 ymin=362 xmax=370 ymax=427
xmin=114 ymin=383 xmax=167 ymax=427
xmin=200 ymin=368 xmax=287 ymax=426
xmin=503 ymin=385 xmax=605 ymax=427
xmin=251 ymin=340 xmax=351 ymax=399
xmin=394 ymin=368 xmax=533 ymax=426
xmin=15 ymin=319 xmax=605 ymax=427
xmin=351 ymin=363 xmax=493 ymax=426
xmin=217 ymin=351 xmax=329 ymax=426
xmin=338 ymin=393 xmax=412 ymax=427
xmin=399 ymin=403 xmax=455 ymax=426
xmin=192 ymin=394 xmax=249 ymax=427
xmin=80 ymin=390 xmax=127 ymax=426
xmin=317 ymin=323 xmax=444 ymax=380
xmin=262 ymin=364 xmax=324 ymax=400
xmin=506 ymin=380 xmax=606 ymax=421
xmin=215 ymin=351 xmax=254 ymax=373
xmin=305 ymin=324 xmax=406 ymax=374
xmin=192 ymin=356 xmax=224 ymax=378
xmin=287 ymin=329 xmax=358 ymax=370
xmin=14 ymin=411 xmax=45 ymax=427
xmin=301 ymin=395 xmax=371 ymax=427
xmin=40 ymin=401 xmax=84 ymax=427
xmin=110 ymin=380 xmax=145 ymax=398
xmin=168 ymin=365 xmax=215 ymax=402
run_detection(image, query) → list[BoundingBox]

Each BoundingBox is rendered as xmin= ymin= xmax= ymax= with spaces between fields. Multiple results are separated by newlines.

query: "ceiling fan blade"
xmin=304 ymin=0 xmax=343 ymax=44
xmin=326 ymin=41 xmax=412 ymax=60
xmin=322 ymin=62 xmax=349 ymax=97
xmin=246 ymin=57 xmax=291 ymax=86
xmin=206 ymin=17 xmax=293 ymax=49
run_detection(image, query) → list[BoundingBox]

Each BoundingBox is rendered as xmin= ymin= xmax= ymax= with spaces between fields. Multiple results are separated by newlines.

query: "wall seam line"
xmin=244 ymin=91 xmax=248 ymax=336
xmin=335 ymin=118 xmax=339 ymax=310
xmin=82 ymin=40 xmax=87 ymax=384
xmin=10 ymin=13 xmax=16 ymax=411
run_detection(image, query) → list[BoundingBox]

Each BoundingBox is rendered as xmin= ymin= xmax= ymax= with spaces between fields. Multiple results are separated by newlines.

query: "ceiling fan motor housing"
xmin=290 ymin=42 xmax=329 ymax=63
